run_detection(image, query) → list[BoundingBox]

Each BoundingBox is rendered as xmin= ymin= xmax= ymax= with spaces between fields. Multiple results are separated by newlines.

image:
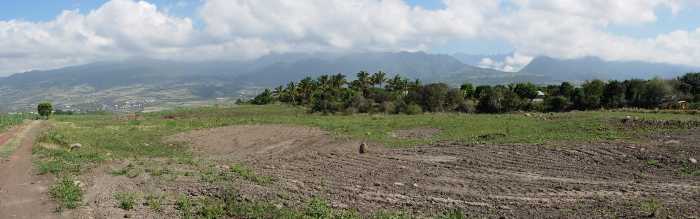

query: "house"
xmin=533 ymin=91 xmax=546 ymax=102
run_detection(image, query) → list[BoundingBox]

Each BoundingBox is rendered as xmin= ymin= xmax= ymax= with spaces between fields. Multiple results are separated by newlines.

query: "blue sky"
xmin=0 ymin=0 xmax=698 ymax=75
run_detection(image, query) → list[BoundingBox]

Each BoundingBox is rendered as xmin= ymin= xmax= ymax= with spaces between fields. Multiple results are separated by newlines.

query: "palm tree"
xmin=298 ymin=77 xmax=314 ymax=103
xmin=285 ymin=82 xmax=297 ymax=104
xmin=273 ymin=85 xmax=284 ymax=101
xmin=318 ymin=75 xmax=330 ymax=90
xmin=357 ymin=71 xmax=370 ymax=89
xmin=371 ymin=71 xmax=387 ymax=88
xmin=330 ymin=73 xmax=347 ymax=89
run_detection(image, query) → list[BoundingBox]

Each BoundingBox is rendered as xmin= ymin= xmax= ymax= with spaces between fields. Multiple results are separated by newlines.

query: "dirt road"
xmin=0 ymin=120 xmax=58 ymax=219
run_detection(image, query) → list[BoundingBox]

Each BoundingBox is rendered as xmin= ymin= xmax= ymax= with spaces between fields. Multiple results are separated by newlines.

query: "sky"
xmin=0 ymin=0 xmax=699 ymax=76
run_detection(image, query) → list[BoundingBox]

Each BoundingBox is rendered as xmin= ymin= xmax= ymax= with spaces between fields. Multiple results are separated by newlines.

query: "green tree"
xmin=679 ymin=73 xmax=700 ymax=101
xmin=624 ymin=79 xmax=646 ymax=107
xmin=371 ymin=71 xmax=387 ymax=88
xmin=602 ymin=80 xmax=627 ymax=108
xmin=474 ymin=85 xmax=492 ymax=99
xmin=544 ymin=96 xmax=571 ymax=112
xmin=558 ymin=82 xmax=575 ymax=98
xmin=477 ymin=86 xmax=506 ymax=113
xmin=641 ymin=78 xmax=672 ymax=108
xmin=513 ymin=82 xmax=539 ymax=100
xmin=251 ymin=89 xmax=274 ymax=105
xmin=420 ymin=83 xmax=450 ymax=112
xmin=37 ymin=102 xmax=53 ymax=119
xmin=445 ymin=88 xmax=465 ymax=111
xmin=460 ymin=83 xmax=475 ymax=99
xmin=581 ymin=80 xmax=605 ymax=109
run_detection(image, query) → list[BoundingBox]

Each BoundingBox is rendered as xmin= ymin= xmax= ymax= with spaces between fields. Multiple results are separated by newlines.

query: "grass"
xmin=49 ymin=176 xmax=83 ymax=210
xmin=145 ymin=194 xmax=164 ymax=212
xmin=114 ymin=192 xmax=138 ymax=210
xmin=38 ymin=104 xmax=700 ymax=177
xmin=639 ymin=198 xmax=663 ymax=216
xmin=31 ymin=105 xmax=700 ymax=217
xmin=0 ymin=114 xmax=25 ymax=131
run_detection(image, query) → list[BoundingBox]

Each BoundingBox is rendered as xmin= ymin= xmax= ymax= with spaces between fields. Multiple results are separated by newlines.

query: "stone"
xmin=359 ymin=142 xmax=367 ymax=154
xmin=690 ymin=158 xmax=698 ymax=164
xmin=70 ymin=143 xmax=82 ymax=150
xmin=393 ymin=182 xmax=405 ymax=186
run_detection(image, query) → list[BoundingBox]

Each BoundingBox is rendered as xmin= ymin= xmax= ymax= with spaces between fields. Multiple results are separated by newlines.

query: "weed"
xmin=114 ymin=192 xmax=138 ymax=210
xmin=145 ymin=194 xmax=164 ymax=212
xmin=197 ymin=197 xmax=225 ymax=219
xmin=304 ymin=197 xmax=333 ymax=218
xmin=49 ymin=176 xmax=83 ymax=210
xmin=437 ymin=209 xmax=466 ymax=219
xmin=176 ymin=195 xmax=194 ymax=219
xmin=230 ymin=164 xmax=273 ymax=185
xmin=646 ymin=159 xmax=660 ymax=167
xmin=639 ymin=199 xmax=662 ymax=217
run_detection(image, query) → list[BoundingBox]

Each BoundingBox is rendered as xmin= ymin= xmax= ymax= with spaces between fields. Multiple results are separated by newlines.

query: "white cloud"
xmin=478 ymin=53 xmax=534 ymax=72
xmin=0 ymin=0 xmax=699 ymax=76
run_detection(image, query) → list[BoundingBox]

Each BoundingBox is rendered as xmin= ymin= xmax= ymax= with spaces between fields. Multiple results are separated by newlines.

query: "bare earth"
xmin=170 ymin=125 xmax=700 ymax=218
xmin=0 ymin=121 xmax=58 ymax=219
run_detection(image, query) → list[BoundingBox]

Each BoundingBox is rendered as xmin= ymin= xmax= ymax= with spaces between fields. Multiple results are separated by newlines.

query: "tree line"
xmin=249 ymin=71 xmax=700 ymax=114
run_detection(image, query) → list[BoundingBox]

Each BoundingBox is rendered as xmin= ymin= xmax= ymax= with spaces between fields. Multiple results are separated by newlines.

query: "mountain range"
xmin=0 ymin=52 xmax=697 ymax=112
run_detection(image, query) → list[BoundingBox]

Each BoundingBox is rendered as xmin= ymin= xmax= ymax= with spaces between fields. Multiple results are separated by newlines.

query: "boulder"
xmin=690 ymin=158 xmax=698 ymax=164
xmin=70 ymin=143 xmax=82 ymax=151
xmin=359 ymin=142 xmax=367 ymax=154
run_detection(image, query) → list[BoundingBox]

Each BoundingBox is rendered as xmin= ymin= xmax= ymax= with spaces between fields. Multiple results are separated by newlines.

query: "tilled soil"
xmin=172 ymin=125 xmax=700 ymax=218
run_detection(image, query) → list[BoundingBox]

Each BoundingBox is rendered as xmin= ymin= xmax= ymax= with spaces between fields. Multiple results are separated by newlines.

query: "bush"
xmin=544 ymin=96 xmax=571 ymax=112
xmin=50 ymin=177 xmax=83 ymax=210
xmin=455 ymin=100 xmax=476 ymax=113
xmin=404 ymin=104 xmax=423 ymax=115
xmin=38 ymin=102 xmax=53 ymax=119
xmin=380 ymin=101 xmax=396 ymax=114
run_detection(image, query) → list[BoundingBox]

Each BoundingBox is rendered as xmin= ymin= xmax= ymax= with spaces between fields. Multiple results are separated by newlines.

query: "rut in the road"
xmin=0 ymin=121 xmax=58 ymax=219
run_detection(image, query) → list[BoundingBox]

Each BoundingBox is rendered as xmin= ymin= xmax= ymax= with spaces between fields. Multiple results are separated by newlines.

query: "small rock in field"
xmin=373 ymin=182 xmax=382 ymax=187
xmin=219 ymin=165 xmax=231 ymax=171
xmin=664 ymin=140 xmax=681 ymax=144
xmin=412 ymin=183 xmax=419 ymax=188
xmin=690 ymin=158 xmax=698 ymax=164
xmin=359 ymin=142 xmax=367 ymax=154
xmin=393 ymin=182 xmax=405 ymax=186
xmin=70 ymin=143 xmax=82 ymax=150
xmin=73 ymin=180 xmax=85 ymax=188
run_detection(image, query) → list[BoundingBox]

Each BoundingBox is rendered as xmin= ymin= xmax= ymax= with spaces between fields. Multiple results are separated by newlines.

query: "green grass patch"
xmin=114 ymin=192 xmax=138 ymax=210
xmin=49 ymin=176 xmax=83 ymax=210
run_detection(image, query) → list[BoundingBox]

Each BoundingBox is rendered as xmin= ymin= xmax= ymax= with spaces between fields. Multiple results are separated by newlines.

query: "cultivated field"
xmin=2 ymin=105 xmax=699 ymax=218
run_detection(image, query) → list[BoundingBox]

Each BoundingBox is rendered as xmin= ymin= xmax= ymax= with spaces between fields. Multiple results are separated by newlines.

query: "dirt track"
xmin=0 ymin=121 xmax=58 ymax=219
xmin=173 ymin=125 xmax=700 ymax=218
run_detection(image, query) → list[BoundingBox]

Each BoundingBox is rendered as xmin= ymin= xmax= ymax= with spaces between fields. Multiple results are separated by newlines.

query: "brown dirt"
xmin=0 ymin=121 xmax=60 ymax=219
xmin=391 ymin=128 xmax=441 ymax=140
xmin=169 ymin=125 xmax=700 ymax=218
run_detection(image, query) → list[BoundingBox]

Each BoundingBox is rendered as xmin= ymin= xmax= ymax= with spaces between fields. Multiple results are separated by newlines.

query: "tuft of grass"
xmin=197 ymin=197 xmax=226 ymax=219
xmin=49 ymin=176 xmax=83 ymax=210
xmin=145 ymin=194 xmax=164 ymax=212
xmin=639 ymin=198 xmax=662 ymax=217
xmin=230 ymin=164 xmax=273 ymax=185
xmin=437 ymin=210 xmax=466 ymax=219
xmin=114 ymin=192 xmax=138 ymax=210
xmin=304 ymin=197 xmax=333 ymax=218
xmin=176 ymin=195 xmax=195 ymax=219
xmin=646 ymin=159 xmax=660 ymax=167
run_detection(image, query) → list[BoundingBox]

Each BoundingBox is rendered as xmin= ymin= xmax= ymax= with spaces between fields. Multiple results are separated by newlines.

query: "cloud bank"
xmin=0 ymin=0 xmax=698 ymax=75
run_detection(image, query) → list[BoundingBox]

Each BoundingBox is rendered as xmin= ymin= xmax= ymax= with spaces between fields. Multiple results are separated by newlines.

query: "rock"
xmin=412 ymin=183 xmax=419 ymax=188
xmin=690 ymin=158 xmax=698 ymax=164
xmin=219 ymin=165 xmax=231 ymax=171
xmin=664 ymin=140 xmax=681 ymax=145
xmin=393 ymin=182 xmax=405 ymax=186
xmin=359 ymin=142 xmax=367 ymax=154
xmin=73 ymin=180 xmax=85 ymax=188
xmin=70 ymin=143 xmax=82 ymax=150
xmin=373 ymin=182 xmax=382 ymax=187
